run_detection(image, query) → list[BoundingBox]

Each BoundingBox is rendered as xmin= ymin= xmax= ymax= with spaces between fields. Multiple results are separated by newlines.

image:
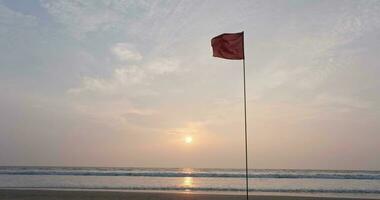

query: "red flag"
xmin=211 ymin=32 xmax=244 ymax=60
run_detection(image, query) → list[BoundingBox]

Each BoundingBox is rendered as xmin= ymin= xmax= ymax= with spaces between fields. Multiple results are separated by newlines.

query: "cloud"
xmin=40 ymin=0 xmax=124 ymax=39
xmin=146 ymin=58 xmax=179 ymax=74
xmin=248 ymin=2 xmax=380 ymax=103
xmin=0 ymin=4 xmax=37 ymax=39
xmin=167 ymin=121 xmax=208 ymax=136
xmin=111 ymin=43 xmax=142 ymax=61
xmin=312 ymin=94 xmax=371 ymax=111
xmin=66 ymin=59 xmax=181 ymax=109
xmin=0 ymin=4 xmax=37 ymax=27
xmin=250 ymin=36 xmax=342 ymax=100
xmin=39 ymin=0 xmax=157 ymax=39
xmin=67 ymin=58 xmax=180 ymax=95
xmin=125 ymin=108 xmax=156 ymax=116
xmin=68 ymin=38 xmax=180 ymax=96
xmin=67 ymin=65 xmax=145 ymax=95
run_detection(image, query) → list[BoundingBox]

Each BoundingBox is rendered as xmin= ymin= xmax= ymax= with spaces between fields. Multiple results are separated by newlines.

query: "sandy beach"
xmin=0 ymin=189 xmax=378 ymax=200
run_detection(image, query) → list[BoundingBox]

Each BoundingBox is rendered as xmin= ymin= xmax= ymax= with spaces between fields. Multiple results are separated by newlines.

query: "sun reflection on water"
xmin=182 ymin=177 xmax=193 ymax=192
xmin=182 ymin=177 xmax=193 ymax=187
xmin=180 ymin=168 xmax=194 ymax=192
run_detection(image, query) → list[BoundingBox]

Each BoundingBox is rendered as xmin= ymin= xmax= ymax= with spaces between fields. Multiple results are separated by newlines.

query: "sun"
xmin=185 ymin=136 xmax=193 ymax=144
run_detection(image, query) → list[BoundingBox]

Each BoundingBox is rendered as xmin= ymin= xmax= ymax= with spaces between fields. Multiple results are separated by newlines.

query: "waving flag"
xmin=211 ymin=32 xmax=244 ymax=60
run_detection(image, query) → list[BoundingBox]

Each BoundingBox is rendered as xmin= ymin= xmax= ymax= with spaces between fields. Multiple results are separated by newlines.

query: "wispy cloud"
xmin=146 ymin=58 xmax=179 ymax=75
xmin=111 ymin=43 xmax=142 ymax=61
xmin=66 ymin=67 xmax=142 ymax=95
xmin=167 ymin=121 xmax=208 ymax=136
xmin=0 ymin=4 xmax=37 ymax=28
xmin=67 ymin=58 xmax=179 ymax=95
xmin=40 ymin=0 xmax=127 ymax=39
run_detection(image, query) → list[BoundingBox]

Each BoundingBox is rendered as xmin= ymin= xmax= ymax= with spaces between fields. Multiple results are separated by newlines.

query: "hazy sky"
xmin=1 ymin=0 xmax=380 ymax=170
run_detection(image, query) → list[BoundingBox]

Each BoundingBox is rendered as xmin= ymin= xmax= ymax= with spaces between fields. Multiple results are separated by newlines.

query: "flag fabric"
xmin=211 ymin=32 xmax=244 ymax=60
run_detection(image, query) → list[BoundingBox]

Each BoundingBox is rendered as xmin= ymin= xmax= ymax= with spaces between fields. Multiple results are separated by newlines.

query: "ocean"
xmin=0 ymin=167 xmax=380 ymax=198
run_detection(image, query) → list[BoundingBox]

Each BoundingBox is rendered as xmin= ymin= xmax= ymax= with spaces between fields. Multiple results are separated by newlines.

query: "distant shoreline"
xmin=1 ymin=189 xmax=379 ymax=200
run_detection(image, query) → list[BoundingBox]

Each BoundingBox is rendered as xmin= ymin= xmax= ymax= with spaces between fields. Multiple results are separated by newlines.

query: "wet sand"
xmin=0 ymin=189 xmax=378 ymax=200
xmin=0 ymin=189 xmax=373 ymax=200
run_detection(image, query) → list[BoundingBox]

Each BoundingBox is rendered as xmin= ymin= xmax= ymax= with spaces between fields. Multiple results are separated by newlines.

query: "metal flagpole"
xmin=242 ymin=32 xmax=249 ymax=200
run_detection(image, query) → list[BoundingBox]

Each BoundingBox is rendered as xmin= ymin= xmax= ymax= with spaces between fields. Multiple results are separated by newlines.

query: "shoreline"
xmin=1 ymin=189 xmax=379 ymax=200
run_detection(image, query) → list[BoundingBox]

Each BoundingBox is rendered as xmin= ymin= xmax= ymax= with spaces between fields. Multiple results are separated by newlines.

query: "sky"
xmin=0 ymin=0 xmax=380 ymax=170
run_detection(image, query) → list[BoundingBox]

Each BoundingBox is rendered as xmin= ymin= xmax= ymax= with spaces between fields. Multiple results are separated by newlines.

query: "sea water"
xmin=0 ymin=167 xmax=380 ymax=198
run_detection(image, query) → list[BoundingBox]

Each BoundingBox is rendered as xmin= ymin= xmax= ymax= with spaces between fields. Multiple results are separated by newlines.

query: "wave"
xmin=2 ymin=186 xmax=380 ymax=194
xmin=1 ymin=168 xmax=380 ymax=180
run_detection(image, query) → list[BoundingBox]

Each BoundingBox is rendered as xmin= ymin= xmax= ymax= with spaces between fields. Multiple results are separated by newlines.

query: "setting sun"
xmin=185 ymin=136 xmax=193 ymax=144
